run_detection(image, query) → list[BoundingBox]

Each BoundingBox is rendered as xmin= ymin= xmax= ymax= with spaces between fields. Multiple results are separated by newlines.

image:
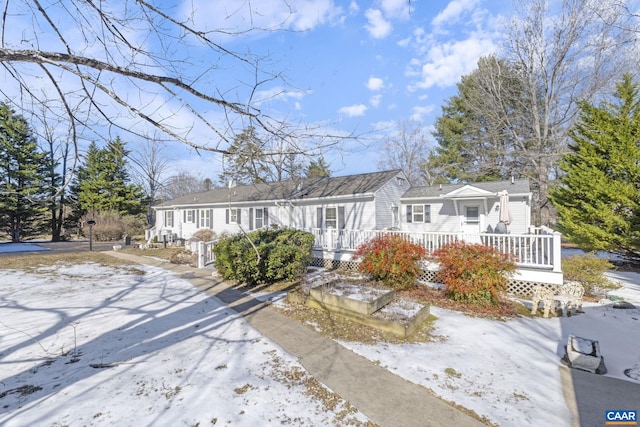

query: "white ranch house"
xmin=149 ymin=170 xmax=562 ymax=287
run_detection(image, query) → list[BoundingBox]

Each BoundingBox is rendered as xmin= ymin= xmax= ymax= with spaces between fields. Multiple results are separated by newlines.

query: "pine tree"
xmin=428 ymin=56 xmax=526 ymax=184
xmin=0 ymin=104 xmax=48 ymax=242
xmin=305 ymin=156 xmax=331 ymax=178
xmin=219 ymin=127 xmax=271 ymax=185
xmin=549 ymin=74 xmax=640 ymax=257
xmin=71 ymin=138 xmax=146 ymax=219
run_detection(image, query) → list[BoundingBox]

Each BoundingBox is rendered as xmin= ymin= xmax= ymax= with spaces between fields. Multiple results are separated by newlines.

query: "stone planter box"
xmin=562 ymin=335 xmax=607 ymax=374
xmin=308 ymin=281 xmax=395 ymax=315
xmin=369 ymin=300 xmax=431 ymax=338
xmin=305 ymin=281 xmax=430 ymax=338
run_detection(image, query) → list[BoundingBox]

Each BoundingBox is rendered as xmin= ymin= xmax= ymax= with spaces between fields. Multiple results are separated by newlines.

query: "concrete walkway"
xmin=106 ymin=251 xmax=485 ymax=427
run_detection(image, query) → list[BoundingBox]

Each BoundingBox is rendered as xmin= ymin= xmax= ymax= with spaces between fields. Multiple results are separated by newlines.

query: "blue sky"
xmin=168 ymin=0 xmax=512 ymax=179
xmin=0 ymin=0 xmax=512 ymax=182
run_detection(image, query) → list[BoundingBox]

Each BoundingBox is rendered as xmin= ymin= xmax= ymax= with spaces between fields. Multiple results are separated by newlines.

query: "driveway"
xmin=0 ymin=240 xmax=118 ymax=257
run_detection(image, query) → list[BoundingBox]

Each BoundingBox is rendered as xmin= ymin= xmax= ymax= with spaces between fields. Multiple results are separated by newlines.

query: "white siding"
xmin=374 ymin=174 xmax=411 ymax=229
xmin=291 ymin=198 xmax=377 ymax=230
xmin=401 ymin=196 xmax=530 ymax=234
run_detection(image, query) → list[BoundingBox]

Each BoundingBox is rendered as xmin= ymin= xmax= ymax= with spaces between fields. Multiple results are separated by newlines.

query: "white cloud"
xmin=253 ymin=87 xmax=305 ymax=105
xmin=410 ymin=105 xmax=435 ymax=121
xmin=380 ymin=0 xmax=412 ymax=20
xmin=397 ymin=37 xmax=411 ymax=47
xmin=364 ymin=9 xmax=392 ymax=39
xmin=338 ymin=104 xmax=368 ymax=117
xmin=408 ymin=35 xmax=498 ymax=90
xmin=349 ymin=1 xmax=360 ymax=14
xmin=366 ymin=76 xmax=384 ymax=91
xmin=370 ymin=94 xmax=382 ymax=108
xmin=432 ymin=0 xmax=481 ymax=31
xmin=183 ymin=0 xmax=344 ymax=33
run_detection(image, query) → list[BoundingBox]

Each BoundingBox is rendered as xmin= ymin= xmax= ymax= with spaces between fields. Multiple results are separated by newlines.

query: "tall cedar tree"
xmin=549 ymin=74 xmax=640 ymax=258
xmin=0 ymin=104 xmax=48 ymax=242
xmin=71 ymin=138 xmax=146 ymax=220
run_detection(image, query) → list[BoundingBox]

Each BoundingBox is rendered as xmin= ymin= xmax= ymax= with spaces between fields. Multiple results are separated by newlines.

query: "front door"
xmin=461 ymin=204 xmax=481 ymax=235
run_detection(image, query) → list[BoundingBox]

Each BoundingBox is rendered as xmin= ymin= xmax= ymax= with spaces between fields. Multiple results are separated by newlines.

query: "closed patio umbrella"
xmin=498 ymin=190 xmax=512 ymax=226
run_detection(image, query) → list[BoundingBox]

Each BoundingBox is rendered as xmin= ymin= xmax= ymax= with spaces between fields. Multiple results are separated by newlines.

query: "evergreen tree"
xmin=0 ymin=104 xmax=48 ymax=242
xmin=219 ymin=127 xmax=271 ymax=185
xmin=305 ymin=156 xmax=331 ymax=178
xmin=428 ymin=56 xmax=526 ymax=184
xmin=549 ymin=74 xmax=640 ymax=258
xmin=71 ymin=138 xmax=146 ymax=219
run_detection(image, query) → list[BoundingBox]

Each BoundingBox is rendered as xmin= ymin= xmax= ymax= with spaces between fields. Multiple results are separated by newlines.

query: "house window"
xmin=255 ymin=208 xmax=268 ymax=229
xmin=164 ymin=210 xmax=174 ymax=227
xmin=226 ymin=208 xmax=241 ymax=224
xmin=316 ymin=206 xmax=345 ymax=229
xmin=199 ymin=209 xmax=211 ymax=228
xmin=465 ymin=206 xmax=479 ymax=224
xmin=406 ymin=205 xmax=430 ymax=223
xmin=326 ymin=207 xmax=337 ymax=228
xmin=184 ymin=210 xmax=195 ymax=223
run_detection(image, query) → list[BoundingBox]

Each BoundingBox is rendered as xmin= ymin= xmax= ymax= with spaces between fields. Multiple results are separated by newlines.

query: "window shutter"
xmin=237 ymin=208 xmax=241 ymax=224
xmin=264 ymin=208 xmax=269 ymax=226
xmin=338 ymin=206 xmax=345 ymax=229
xmin=249 ymin=208 xmax=254 ymax=230
xmin=424 ymin=205 xmax=430 ymax=223
xmin=406 ymin=205 xmax=412 ymax=223
xmin=316 ymin=207 xmax=323 ymax=229
xmin=225 ymin=209 xmax=229 ymax=224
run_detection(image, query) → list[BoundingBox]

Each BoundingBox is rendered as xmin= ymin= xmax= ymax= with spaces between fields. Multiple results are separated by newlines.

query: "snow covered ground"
xmin=0 ymin=263 xmax=370 ymax=426
xmin=1 ymin=256 xmax=639 ymax=426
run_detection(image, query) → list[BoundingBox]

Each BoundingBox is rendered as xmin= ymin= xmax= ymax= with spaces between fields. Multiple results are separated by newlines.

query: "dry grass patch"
xmin=400 ymin=286 xmax=522 ymax=319
xmin=276 ymin=294 xmax=438 ymax=345
xmin=120 ymin=246 xmax=186 ymax=261
xmin=0 ymin=252 xmax=142 ymax=272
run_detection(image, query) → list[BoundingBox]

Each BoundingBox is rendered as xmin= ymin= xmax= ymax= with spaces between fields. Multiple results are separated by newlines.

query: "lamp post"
xmin=87 ymin=219 xmax=96 ymax=251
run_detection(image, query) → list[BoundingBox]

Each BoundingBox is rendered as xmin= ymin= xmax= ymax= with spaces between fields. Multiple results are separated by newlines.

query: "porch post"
xmin=552 ymin=231 xmax=562 ymax=273
xmin=198 ymin=241 xmax=206 ymax=269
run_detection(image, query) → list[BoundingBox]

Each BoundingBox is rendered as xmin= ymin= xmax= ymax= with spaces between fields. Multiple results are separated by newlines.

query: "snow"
xmin=0 ymin=263 xmax=369 ymax=426
xmin=335 ymin=272 xmax=640 ymax=426
xmin=2 ymin=258 xmax=640 ymax=427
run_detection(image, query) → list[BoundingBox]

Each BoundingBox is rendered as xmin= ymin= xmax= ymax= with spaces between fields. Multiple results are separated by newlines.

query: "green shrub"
xmin=354 ymin=234 xmax=427 ymax=290
xmin=213 ymin=228 xmax=314 ymax=286
xmin=562 ymin=253 xmax=616 ymax=295
xmin=431 ymin=242 xmax=517 ymax=307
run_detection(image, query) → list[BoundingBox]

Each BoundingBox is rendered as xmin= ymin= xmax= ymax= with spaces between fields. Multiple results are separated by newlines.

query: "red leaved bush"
xmin=354 ymin=234 xmax=427 ymax=289
xmin=431 ymin=241 xmax=516 ymax=307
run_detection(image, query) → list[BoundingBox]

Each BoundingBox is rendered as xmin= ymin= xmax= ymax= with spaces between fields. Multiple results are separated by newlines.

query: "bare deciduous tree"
xmin=161 ymin=171 xmax=211 ymax=201
xmin=128 ymin=137 xmax=171 ymax=224
xmin=0 ymin=1 xmax=346 ymax=166
xmin=378 ymin=121 xmax=432 ymax=186
xmin=503 ymin=0 xmax=638 ymax=225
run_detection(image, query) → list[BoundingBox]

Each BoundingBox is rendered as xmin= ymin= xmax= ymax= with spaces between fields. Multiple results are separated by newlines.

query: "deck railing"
xmin=308 ymin=227 xmax=562 ymax=272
